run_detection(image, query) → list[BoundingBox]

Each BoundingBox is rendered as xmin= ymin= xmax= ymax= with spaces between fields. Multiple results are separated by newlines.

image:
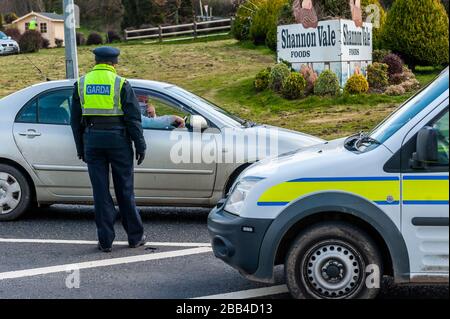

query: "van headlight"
xmin=224 ymin=178 xmax=262 ymax=215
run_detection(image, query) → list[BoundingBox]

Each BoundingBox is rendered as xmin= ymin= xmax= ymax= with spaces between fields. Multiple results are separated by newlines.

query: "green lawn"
xmin=0 ymin=39 xmax=442 ymax=139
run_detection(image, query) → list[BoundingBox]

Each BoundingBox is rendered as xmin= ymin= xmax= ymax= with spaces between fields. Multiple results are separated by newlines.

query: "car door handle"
xmin=19 ymin=130 xmax=42 ymax=137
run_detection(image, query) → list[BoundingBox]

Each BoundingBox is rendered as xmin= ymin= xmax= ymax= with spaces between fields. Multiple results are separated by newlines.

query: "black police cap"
xmin=93 ymin=46 xmax=121 ymax=64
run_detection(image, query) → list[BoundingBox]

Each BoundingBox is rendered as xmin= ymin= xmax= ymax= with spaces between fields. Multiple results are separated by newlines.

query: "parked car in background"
xmin=0 ymin=79 xmax=323 ymax=221
xmin=0 ymin=31 xmax=20 ymax=55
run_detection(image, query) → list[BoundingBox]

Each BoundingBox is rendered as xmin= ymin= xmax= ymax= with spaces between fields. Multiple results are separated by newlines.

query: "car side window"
xmin=16 ymin=99 xmax=38 ymax=123
xmin=38 ymin=89 xmax=72 ymax=125
xmin=16 ymin=89 xmax=73 ymax=125
xmin=134 ymin=89 xmax=189 ymax=131
xmin=433 ymin=111 xmax=449 ymax=166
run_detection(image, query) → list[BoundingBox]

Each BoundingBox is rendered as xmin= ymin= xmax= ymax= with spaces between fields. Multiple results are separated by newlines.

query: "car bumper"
xmin=0 ymin=47 xmax=19 ymax=55
xmin=207 ymin=201 xmax=273 ymax=276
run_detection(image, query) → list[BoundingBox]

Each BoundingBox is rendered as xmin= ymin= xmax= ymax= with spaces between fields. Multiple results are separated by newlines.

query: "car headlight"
xmin=224 ymin=178 xmax=263 ymax=216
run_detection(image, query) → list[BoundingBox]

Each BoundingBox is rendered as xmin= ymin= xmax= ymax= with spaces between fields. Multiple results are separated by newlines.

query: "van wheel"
xmin=285 ymin=222 xmax=383 ymax=299
xmin=0 ymin=164 xmax=32 ymax=221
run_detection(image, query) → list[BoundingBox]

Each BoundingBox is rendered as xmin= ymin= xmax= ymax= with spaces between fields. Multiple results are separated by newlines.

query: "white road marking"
xmin=0 ymin=238 xmax=211 ymax=247
xmin=0 ymin=247 xmax=212 ymax=281
xmin=193 ymin=285 xmax=289 ymax=299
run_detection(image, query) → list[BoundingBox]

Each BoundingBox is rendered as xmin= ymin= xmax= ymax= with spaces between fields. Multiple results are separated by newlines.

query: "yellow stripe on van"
xmin=257 ymin=177 xmax=400 ymax=207
xmin=402 ymin=176 xmax=449 ymax=205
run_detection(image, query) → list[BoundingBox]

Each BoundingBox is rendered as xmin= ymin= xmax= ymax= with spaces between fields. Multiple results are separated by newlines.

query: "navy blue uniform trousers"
xmin=84 ymin=128 xmax=144 ymax=248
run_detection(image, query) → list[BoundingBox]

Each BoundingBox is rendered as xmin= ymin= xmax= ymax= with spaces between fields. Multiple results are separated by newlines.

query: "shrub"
xmin=345 ymin=74 xmax=369 ymax=94
xmin=282 ymin=72 xmax=306 ymax=100
xmin=269 ymin=63 xmax=291 ymax=92
xmin=231 ymin=0 xmax=258 ymax=41
xmin=367 ymin=62 xmax=389 ymax=92
xmin=41 ymin=38 xmax=50 ymax=49
xmin=382 ymin=53 xmax=403 ymax=76
xmin=314 ymin=70 xmax=340 ymax=96
xmin=106 ymin=30 xmax=122 ymax=43
xmin=4 ymin=28 xmax=21 ymax=41
xmin=86 ymin=32 xmax=104 ymax=45
xmin=254 ymin=67 xmax=272 ymax=91
xmin=381 ymin=0 xmax=449 ymax=67
xmin=0 ymin=14 xmax=4 ymax=31
xmin=401 ymin=79 xmax=421 ymax=92
xmin=300 ymin=64 xmax=318 ymax=95
xmin=389 ymin=66 xmax=417 ymax=85
xmin=55 ymin=38 xmax=64 ymax=48
xmin=76 ymin=32 xmax=86 ymax=46
xmin=3 ymin=13 xmax=18 ymax=24
xmin=385 ymin=84 xmax=406 ymax=96
xmin=249 ymin=0 xmax=285 ymax=48
xmin=373 ymin=49 xmax=391 ymax=63
xmin=18 ymin=30 xmax=42 ymax=53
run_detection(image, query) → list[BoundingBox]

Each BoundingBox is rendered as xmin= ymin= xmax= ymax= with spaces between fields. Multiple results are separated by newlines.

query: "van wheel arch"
xmin=275 ymin=212 xmax=394 ymax=278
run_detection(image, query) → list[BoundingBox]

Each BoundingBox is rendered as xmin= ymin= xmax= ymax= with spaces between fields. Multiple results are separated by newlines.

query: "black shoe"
xmin=97 ymin=242 xmax=112 ymax=253
xmin=129 ymin=235 xmax=147 ymax=248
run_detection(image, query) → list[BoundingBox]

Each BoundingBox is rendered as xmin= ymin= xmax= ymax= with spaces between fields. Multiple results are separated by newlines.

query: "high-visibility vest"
xmin=78 ymin=64 xmax=126 ymax=116
xmin=29 ymin=20 xmax=37 ymax=30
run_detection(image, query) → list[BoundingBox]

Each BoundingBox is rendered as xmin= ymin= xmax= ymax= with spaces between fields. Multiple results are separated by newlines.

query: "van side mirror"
xmin=410 ymin=126 xmax=439 ymax=169
xmin=187 ymin=115 xmax=209 ymax=131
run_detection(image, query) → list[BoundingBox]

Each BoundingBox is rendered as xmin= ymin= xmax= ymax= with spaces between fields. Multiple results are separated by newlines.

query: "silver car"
xmin=0 ymin=31 xmax=20 ymax=55
xmin=0 ymin=79 xmax=323 ymax=220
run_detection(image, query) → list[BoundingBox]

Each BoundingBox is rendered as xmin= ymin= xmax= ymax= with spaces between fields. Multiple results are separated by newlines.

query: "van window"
xmin=369 ymin=70 xmax=448 ymax=144
xmin=434 ymin=111 xmax=449 ymax=166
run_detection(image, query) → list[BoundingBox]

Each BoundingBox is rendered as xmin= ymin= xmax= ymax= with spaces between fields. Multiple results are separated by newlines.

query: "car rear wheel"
xmin=285 ymin=221 xmax=383 ymax=299
xmin=0 ymin=164 xmax=32 ymax=221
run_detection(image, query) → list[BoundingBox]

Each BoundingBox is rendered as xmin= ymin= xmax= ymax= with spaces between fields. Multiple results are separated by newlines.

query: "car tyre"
xmin=0 ymin=164 xmax=32 ymax=221
xmin=285 ymin=221 xmax=383 ymax=299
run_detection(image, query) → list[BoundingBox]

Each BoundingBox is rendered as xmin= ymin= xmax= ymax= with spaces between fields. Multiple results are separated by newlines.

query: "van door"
xmin=401 ymin=109 xmax=449 ymax=276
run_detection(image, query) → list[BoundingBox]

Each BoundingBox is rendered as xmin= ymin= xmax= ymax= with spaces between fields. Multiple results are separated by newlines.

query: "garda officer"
xmin=70 ymin=47 xmax=147 ymax=253
xmin=29 ymin=17 xmax=38 ymax=31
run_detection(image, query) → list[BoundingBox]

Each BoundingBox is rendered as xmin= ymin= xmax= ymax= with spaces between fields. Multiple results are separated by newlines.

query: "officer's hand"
xmin=136 ymin=152 xmax=145 ymax=165
xmin=78 ymin=154 xmax=86 ymax=163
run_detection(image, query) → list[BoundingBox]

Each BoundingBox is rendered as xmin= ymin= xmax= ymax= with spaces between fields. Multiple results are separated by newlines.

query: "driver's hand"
xmin=172 ymin=116 xmax=185 ymax=128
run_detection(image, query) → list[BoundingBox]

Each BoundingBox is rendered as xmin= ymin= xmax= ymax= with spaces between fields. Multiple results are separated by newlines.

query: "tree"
xmin=381 ymin=0 xmax=449 ymax=67
xmin=0 ymin=0 xmax=45 ymax=16
xmin=77 ymin=0 xmax=124 ymax=31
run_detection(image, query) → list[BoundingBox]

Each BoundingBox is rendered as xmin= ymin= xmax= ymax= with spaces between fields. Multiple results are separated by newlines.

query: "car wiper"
xmin=242 ymin=120 xmax=257 ymax=128
xmin=354 ymin=132 xmax=381 ymax=150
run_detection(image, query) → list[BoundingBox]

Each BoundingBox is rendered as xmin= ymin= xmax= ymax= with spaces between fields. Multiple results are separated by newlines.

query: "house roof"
xmin=12 ymin=11 xmax=64 ymax=24
xmin=38 ymin=12 xmax=64 ymax=21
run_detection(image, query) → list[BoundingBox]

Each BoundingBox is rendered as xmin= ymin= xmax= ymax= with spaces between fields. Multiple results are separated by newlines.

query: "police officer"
xmin=29 ymin=17 xmax=38 ymax=31
xmin=70 ymin=47 xmax=147 ymax=253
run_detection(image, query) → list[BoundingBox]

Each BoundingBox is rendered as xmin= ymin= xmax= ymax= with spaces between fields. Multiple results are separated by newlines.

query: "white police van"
xmin=208 ymin=68 xmax=449 ymax=299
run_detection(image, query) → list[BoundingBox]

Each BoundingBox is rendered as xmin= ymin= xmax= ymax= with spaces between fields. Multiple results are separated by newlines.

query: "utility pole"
xmin=63 ymin=0 xmax=79 ymax=79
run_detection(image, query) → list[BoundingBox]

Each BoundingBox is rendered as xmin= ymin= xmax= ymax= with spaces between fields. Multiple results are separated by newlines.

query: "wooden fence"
xmin=124 ymin=18 xmax=233 ymax=42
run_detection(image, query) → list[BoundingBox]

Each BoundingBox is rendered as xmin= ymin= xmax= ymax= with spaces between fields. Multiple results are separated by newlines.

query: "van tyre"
xmin=285 ymin=221 xmax=383 ymax=299
xmin=0 ymin=164 xmax=32 ymax=221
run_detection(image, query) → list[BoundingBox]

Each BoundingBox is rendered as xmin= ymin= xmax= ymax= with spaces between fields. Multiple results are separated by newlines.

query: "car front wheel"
xmin=285 ymin=221 xmax=383 ymax=299
xmin=0 ymin=164 xmax=32 ymax=221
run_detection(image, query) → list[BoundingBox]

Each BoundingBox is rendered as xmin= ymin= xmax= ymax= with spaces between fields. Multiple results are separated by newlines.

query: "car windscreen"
xmin=369 ymin=68 xmax=449 ymax=144
xmin=0 ymin=32 xmax=8 ymax=40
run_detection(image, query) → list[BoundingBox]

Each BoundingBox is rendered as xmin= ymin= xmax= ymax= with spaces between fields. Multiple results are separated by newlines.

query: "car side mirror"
xmin=187 ymin=115 xmax=209 ymax=131
xmin=7 ymin=36 xmax=11 ymax=40
xmin=410 ymin=126 xmax=439 ymax=169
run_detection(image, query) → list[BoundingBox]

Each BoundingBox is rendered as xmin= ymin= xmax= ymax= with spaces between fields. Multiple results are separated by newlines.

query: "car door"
xmin=133 ymin=88 xmax=218 ymax=201
xmin=13 ymin=88 xmax=92 ymax=197
xmin=401 ymin=108 xmax=449 ymax=275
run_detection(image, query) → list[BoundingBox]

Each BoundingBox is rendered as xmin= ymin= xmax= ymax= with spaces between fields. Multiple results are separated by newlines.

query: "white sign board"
xmin=277 ymin=19 xmax=373 ymax=85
